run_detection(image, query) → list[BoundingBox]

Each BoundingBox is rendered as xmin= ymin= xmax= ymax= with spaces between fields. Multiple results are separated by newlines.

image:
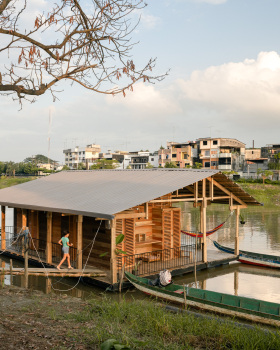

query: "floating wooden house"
xmin=0 ymin=169 xmax=259 ymax=288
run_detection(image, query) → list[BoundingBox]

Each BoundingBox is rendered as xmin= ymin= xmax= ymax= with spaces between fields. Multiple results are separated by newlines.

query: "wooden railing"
xmin=115 ymin=243 xmax=202 ymax=281
xmin=1 ymin=230 xmax=77 ymax=267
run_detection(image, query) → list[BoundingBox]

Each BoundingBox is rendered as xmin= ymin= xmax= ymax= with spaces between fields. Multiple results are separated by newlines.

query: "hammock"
xmin=181 ymin=221 xmax=226 ymax=238
xmin=181 ymin=212 xmax=233 ymax=238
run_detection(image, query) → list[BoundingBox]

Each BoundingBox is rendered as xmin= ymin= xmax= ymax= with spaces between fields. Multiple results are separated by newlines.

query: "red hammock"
xmin=181 ymin=221 xmax=226 ymax=238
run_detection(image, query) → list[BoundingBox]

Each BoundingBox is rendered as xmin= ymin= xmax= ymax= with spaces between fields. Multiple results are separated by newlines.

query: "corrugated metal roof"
xmin=0 ymin=169 xmax=259 ymax=219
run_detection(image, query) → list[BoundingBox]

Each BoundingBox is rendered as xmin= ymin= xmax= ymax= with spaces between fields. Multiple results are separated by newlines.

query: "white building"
xmin=63 ymin=144 xmax=101 ymax=169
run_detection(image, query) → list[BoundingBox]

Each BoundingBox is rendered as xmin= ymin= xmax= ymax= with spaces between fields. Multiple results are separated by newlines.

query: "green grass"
xmin=238 ymin=183 xmax=280 ymax=207
xmin=55 ymin=296 xmax=280 ymax=350
xmin=0 ymin=176 xmax=35 ymax=189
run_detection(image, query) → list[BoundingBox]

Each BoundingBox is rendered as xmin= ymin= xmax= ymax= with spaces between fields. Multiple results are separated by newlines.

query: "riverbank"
xmin=0 ymin=176 xmax=35 ymax=189
xmin=0 ymin=285 xmax=279 ymax=350
xmin=237 ymin=182 xmax=280 ymax=207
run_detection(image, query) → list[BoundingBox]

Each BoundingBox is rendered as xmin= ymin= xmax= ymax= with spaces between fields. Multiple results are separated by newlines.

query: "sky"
xmin=1 ymin=0 xmax=280 ymax=163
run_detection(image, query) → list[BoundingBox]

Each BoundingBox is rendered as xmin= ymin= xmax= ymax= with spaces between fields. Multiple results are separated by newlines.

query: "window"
xmin=172 ymin=153 xmax=177 ymax=158
xmin=205 ymin=150 xmax=210 ymax=156
xmin=213 ymin=140 xmax=218 ymax=145
xmin=151 ymin=158 xmax=154 ymax=161
xmin=203 ymin=141 xmax=208 ymax=146
xmin=184 ymin=154 xmax=188 ymax=159
xmin=204 ymin=162 xmax=210 ymax=167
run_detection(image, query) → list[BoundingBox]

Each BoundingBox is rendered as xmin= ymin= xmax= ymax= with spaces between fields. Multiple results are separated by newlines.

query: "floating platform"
xmin=0 ymin=267 xmax=106 ymax=278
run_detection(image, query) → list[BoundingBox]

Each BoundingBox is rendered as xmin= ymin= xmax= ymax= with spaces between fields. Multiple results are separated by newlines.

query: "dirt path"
xmin=0 ymin=286 xmax=94 ymax=350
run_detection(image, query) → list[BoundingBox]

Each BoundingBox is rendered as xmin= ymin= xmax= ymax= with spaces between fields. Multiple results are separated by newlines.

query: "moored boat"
xmin=213 ymin=241 xmax=280 ymax=269
xmin=125 ymin=271 xmax=280 ymax=327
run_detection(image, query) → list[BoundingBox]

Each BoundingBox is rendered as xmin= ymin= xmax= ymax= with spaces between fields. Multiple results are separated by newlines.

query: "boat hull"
xmin=213 ymin=241 xmax=280 ymax=269
xmin=125 ymin=272 xmax=280 ymax=327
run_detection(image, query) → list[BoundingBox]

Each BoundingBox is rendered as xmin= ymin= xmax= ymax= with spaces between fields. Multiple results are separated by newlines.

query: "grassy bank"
xmin=0 ymin=176 xmax=35 ymax=189
xmin=1 ymin=285 xmax=279 ymax=350
xmin=237 ymin=182 xmax=280 ymax=207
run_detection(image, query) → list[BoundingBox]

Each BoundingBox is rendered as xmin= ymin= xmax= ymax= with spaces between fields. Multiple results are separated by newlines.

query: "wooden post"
xmin=46 ymin=212 xmax=52 ymax=264
xmin=202 ymin=179 xmax=207 ymax=263
xmin=234 ymin=270 xmax=239 ymax=296
xmin=24 ymin=229 xmax=29 ymax=289
xmin=10 ymin=259 xmax=13 ymax=281
xmin=77 ymin=215 xmax=83 ymax=270
xmin=1 ymin=206 xmax=6 ymax=250
xmin=110 ymin=218 xmax=117 ymax=285
xmin=235 ymin=206 xmax=240 ymax=255
xmin=22 ymin=209 xmax=27 ymax=257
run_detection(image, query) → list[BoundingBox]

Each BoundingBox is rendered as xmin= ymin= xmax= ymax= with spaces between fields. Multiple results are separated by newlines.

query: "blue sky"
xmin=1 ymin=0 xmax=280 ymax=162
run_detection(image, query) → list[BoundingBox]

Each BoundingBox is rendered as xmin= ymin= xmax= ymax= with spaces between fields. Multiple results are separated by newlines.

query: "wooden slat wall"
xmin=163 ymin=209 xmax=172 ymax=250
xmin=16 ymin=209 xmax=22 ymax=233
xmin=69 ymin=216 xmax=77 ymax=250
xmin=173 ymin=208 xmax=181 ymax=248
xmin=52 ymin=213 xmax=61 ymax=243
xmin=82 ymin=217 xmax=110 ymax=269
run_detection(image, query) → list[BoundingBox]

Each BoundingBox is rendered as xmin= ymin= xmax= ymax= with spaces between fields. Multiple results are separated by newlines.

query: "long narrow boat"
xmin=125 ymin=271 xmax=280 ymax=327
xmin=213 ymin=241 xmax=280 ymax=269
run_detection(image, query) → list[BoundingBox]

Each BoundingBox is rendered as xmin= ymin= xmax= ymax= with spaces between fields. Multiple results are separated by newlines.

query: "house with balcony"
xmin=63 ymin=144 xmax=101 ymax=169
xmin=0 ymin=169 xmax=259 ymax=290
xmin=197 ymin=138 xmax=245 ymax=172
xmin=158 ymin=141 xmax=198 ymax=168
xmin=129 ymin=151 xmax=158 ymax=169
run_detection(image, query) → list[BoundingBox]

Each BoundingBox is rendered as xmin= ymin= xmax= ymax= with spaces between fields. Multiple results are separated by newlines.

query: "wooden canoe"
xmin=213 ymin=241 xmax=280 ymax=269
xmin=125 ymin=271 xmax=280 ymax=327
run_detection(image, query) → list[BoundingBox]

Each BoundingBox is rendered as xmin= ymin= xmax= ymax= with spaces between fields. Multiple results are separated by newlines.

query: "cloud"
xmin=178 ymin=51 xmax=280 ymax=116
xmin=140 ymin=13 xmax=161 ymax=29
xmin=105 ymin=82 xmax=181 ymax=117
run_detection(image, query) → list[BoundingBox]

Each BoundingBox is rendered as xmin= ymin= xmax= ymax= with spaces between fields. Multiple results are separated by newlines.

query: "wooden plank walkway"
xmin=0 ymin=267 xmax=107 ymax=278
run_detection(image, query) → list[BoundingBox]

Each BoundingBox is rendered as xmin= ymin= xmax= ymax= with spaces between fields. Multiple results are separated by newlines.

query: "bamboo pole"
xmin=46 ymin=212 xmax=52 ymax=264
xmin=24 ymin=230 xmax=29 ymax=289
xmin=77 ymin=215 xmax=83 ymax=270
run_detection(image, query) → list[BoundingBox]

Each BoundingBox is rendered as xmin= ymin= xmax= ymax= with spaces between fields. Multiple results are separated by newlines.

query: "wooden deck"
xmin=0 ymin=267 xmax=107 ymax=278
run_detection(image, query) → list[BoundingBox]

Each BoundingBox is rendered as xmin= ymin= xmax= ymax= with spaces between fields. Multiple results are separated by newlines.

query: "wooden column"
xmin=1 ymin=206 xmax=6 ymax=250
xmin=22 ymin=209 xmax=27 ymax=228
xmin=202 ymin=179 xmax=207 ymax=262
xmin=46 ymin=212 xmax=52 ymax=264
xmin=22 ymin=210 xmax=27 ymax=257
xmin=77 ymin=215 xmax=83 ymax=269
xmin=234 ymin=206 xmax=240 ymax=255
xmin=110 ymin=218 xmax=117 ymax=285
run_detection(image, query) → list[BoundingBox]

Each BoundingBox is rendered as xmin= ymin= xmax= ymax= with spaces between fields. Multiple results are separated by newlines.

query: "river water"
xmin=1 ymin=204 xmax=280 ymax=303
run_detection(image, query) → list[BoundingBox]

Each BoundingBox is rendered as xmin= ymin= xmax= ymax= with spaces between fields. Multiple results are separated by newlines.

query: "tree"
xmin=91 ymin=159 xmax=119 ymax=169
xmin=192 ymin=162 xmax=203 ymax=169
xmin=0 ymin=0 xmax=166 ymax=104
xmin=146 ymin=162 xmax=153 ymax=169
xmin=164 ymin=161 xmax=177 ymax=168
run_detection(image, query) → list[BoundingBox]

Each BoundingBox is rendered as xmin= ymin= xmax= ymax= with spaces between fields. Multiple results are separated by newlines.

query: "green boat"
xmin=125 ymin=272 xmax=280 ymax=327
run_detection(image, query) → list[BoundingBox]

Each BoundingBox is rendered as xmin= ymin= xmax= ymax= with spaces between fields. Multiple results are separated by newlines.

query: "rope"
xmin=28 ymin=220 xmax=103 ymax=292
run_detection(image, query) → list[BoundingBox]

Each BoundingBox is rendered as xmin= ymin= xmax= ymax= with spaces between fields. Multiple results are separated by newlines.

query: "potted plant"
xmin=239 ymin=213 xmax=246 ymax=225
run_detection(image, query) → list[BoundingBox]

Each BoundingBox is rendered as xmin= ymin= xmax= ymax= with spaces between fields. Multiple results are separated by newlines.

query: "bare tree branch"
xmin=0 ymin=0 xmax=167 ymax=104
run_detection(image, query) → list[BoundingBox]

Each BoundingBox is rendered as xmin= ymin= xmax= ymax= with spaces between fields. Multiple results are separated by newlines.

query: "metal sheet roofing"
xmin=0 ymin=169 xmax=259 ymax=219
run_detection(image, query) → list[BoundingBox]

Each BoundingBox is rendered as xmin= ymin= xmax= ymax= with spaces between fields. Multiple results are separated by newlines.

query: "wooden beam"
xmin=115 ymin=212 xmax=146 ymax=219
xmin=22 ymin=209 xmax=27 ymax=257
xmin=145 ymin=202 xmax=149 ymax=219
xmin=1 ymin=206 xmax=5 ymax=250
xmin=110 ymin=218 xmax=117 ymax=284
xmin=77 ymin=215 xmax=83 ymax=269
xmin=209 ymin=178 xmax=247 ymax=207
xmin=46 ymin=212 xmax=52 ymax=264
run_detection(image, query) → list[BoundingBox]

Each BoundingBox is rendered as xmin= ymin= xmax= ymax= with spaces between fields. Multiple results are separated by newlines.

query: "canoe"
xmin=213 ymin=241 xmax=280 ymax=269
xmin=125 ymin=271 xmax=280 ymax=327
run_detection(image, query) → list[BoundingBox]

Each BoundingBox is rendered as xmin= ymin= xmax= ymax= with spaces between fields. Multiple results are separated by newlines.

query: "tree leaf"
xmin=99 ymin=252 xmax=109 ymax=257
xmin=115 ymin=249 xmax=127 ymax=255
xmin=116 ymin=233 xmax=125 ymax=245
xmin=100 ymin=339 xmax=118 ymax=350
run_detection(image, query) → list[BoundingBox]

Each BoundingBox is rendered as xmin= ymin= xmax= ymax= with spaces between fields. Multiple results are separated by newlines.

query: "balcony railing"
xmin=115 ymin=243 xmax=202 ymax=282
